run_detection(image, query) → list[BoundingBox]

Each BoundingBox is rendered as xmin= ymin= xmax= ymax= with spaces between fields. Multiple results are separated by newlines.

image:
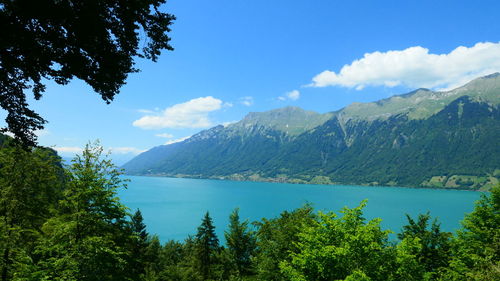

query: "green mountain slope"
xmin=123 ymin=74 xmax=500 ymax=190
xmin=336 ymin=72 xmax=500 ymax=120
xmin=264 ymin=96 xmax=499 ymax=188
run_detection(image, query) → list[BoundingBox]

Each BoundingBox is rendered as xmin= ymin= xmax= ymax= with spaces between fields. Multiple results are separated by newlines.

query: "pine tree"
xmin=195 ymin=211 xmax=219 ymax=280
xmin=144 ymin=235 xmax=162 ymax=280
xmin=130 ymin=209 xmax=149 ymax=280
xmin=224 ymin=208 xmax=256 ymax=277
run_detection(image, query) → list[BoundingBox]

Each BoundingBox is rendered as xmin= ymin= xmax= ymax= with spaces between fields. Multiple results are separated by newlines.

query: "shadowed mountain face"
xmin=123 ymin=74 xmax=500 ymax=190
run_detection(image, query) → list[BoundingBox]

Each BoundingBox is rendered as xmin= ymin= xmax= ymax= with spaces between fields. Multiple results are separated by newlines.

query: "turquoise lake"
xmin=118 ymin=176 xmax=483 ymax=243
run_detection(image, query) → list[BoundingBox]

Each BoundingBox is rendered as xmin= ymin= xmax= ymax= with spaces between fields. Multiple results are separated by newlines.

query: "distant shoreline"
xmin=123 ymin=173 xmax=485 ymax=192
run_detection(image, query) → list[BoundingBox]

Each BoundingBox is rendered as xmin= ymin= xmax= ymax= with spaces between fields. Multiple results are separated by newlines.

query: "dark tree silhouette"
xmin=0 ymin=0 xmax=175 ymax=145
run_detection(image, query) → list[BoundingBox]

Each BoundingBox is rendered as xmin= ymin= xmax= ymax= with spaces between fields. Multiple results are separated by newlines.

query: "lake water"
xmin=118 ymin=176 xmax=483 ymax=243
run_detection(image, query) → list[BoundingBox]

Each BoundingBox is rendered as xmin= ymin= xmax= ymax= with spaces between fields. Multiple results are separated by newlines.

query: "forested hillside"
xmin=123 ymin=74 xmax=500 ymax=190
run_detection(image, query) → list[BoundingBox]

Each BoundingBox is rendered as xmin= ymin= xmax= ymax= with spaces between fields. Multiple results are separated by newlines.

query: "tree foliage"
xmin=443 ymin=184 xmax=500 ymax=280
xmin=279 ymin=201 xmax=392 ymax=281
xmin=1 ymin=134 xmax=498 ymax=280
xmin=0 ymin=142 xmax=65 ymax=280
xmin=254 ymin=204 xmax=316 ymax=281
xmin=34 ymin=142 xmax=134 ymax=281
xmin=130 ymin=209 xmax=150 ymax=280
xmin=0 ymin=0 xmax=175 ymax=145
xmin=224 ymin=208 xmax=257 ymax=277
xmin=195 ymin=211 xmax=219 ymax=280
xmin=389 ymin=213 xmax=453 ymax=281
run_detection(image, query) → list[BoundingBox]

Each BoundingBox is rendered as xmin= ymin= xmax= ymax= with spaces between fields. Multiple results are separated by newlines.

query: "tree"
xmin=397 ymin=212 xmax=452 ymax=275
xmin=443 ymin=184 xmax=500 ymax=280
xmin=254 ymin=204 xmax=315 ymax=281
xmin=0 ymin=0 xmax=175 ymax=145
xmin=392 ymin=237 xmax=426 ymax=281
xmin=35 ymin=142 xmax=133 ymax=281
xmin=279 ymin=201 xmax=393 ymax=281
xmin=156 ymin=240 xmax=185 ymax=281
xmin=130 ymin=209 xmax=150 ymax=280
xmin=143 ymin=235 xmax=162 ymax=281
xmin=195 ymin=211 xmax=219 ymax=280
xmin=0 ymin=142 xmax=65 ymax=281
xmin=224 ymin=208 xmax=256 ymax=277
xmin=132 ymin=209 xmax=149 ymax=245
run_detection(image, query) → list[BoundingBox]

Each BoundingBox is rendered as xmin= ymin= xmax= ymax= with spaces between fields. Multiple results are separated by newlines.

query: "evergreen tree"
xmin=156 ymin=240 xmax=185 ymax=281
xmin=224 ymin=208 xmax=256 ymax=277
xmin=195 ymin=211 xmax=219 ymax=280
xmin=177 ymin=235 xmax=202 ymax=281
xmin=130 ymin=209 xmax=150 ymax=280
xmin=144 ymin=235 xmax=162 ymax=281
xmin=132 ymin=209 xmax=149 ymax=244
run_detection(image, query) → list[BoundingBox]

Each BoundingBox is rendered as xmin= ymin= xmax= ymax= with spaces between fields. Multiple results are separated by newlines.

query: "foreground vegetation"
xmin=0 ymin=140 xmax=498 ymax=280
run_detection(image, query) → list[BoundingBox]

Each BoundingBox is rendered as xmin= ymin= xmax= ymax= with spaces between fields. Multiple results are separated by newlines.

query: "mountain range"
xmin=123 ymin=74 xmax=500 ymax=190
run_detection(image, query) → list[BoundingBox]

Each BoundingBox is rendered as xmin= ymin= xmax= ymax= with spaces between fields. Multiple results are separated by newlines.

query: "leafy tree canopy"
xmin=0 ymin=0 xmax=175 ymax=145
xmin=397 ymin=212 xmax=452 ymax=273
xmin=279 ymin=201 xmax=392 ymax=281
xmin=445 ymin=184 xmax=500 ymax=280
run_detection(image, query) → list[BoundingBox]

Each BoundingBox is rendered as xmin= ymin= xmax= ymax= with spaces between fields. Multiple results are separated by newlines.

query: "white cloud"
xmin=165 ymin=136 xmax=190 ymax=145
xmin=54 ymin=146 xmax=145 ymax=156
xmin=287 ymin=90 xmax=300 ymax=100
xmin=108 ymin=147 xmax=146 ymax=155
xmin=54 ymin=146 xmax=83 ymax=154
xmin=137 ymin=109 xmax=156 ymax=114
xmin=278 ymin=90 xmax=300 ymax=101
xmin=133 ymin=96 xmax=223 ymax=129
xmin=223 ymin=102 xmax=233 ymax=108
xmin=240 ymin=96 xmax=254 ymax=106
xmin=310 ymin=41 xmax=500 ymax=90
xmin=155 ymin=133 xmax=174 ymax=138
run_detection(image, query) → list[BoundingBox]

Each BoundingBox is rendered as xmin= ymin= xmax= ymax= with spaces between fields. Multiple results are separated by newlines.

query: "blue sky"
xmin=2 ymin=0 xmax=500 ymax=164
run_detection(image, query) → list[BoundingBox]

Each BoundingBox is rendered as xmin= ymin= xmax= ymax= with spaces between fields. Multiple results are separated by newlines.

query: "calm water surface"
xmin=118 ymin=176 xmax=482 ymax=242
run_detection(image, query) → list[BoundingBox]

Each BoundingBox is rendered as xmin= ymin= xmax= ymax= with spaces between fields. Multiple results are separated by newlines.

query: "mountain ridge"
xmin=123 ymin=74 xmax=500 ymax=190
xmin=332 ymin=72 xmax=500 ymax=121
